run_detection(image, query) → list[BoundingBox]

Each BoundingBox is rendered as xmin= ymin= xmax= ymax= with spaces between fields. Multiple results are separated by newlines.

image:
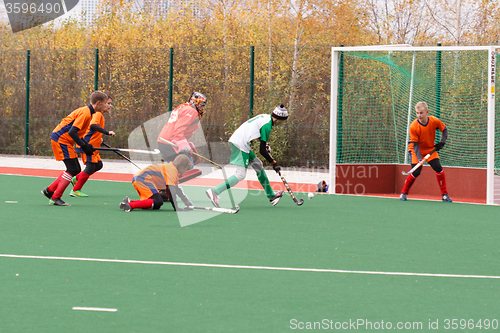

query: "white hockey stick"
xmin=95 ymin=147 xmax=161 ymax=155
xmin=187 ymin=205 xmax=240 ymax=214
xmin=402 ymin=148 xmax=437 ymax=176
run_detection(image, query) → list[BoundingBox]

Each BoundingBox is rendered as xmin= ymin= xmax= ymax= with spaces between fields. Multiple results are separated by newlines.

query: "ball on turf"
xmin=308 ymin=192 xmax=314 ymax=199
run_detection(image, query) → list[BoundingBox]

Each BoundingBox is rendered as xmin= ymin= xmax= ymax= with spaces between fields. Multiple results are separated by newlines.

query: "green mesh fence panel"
xmin=0 ymin=46 xmax=332 ymax=168
xmin=338 ymin=49 xmax=491 ymax=168
xmin=0 ymin=50 xmax=27 ymax=154
xmin=28 ymin=49 xmax=94 ymax=155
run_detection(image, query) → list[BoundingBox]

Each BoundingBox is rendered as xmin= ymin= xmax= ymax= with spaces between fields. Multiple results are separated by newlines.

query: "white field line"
xmin=1 ymin=254 xmax=499 ymax=280
xmin=72 ymin=307 xmax=117 ymax=312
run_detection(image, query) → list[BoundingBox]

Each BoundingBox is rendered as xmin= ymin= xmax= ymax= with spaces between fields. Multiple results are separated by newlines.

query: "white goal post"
xmin=330 ymin=45 xmax=497 ymax=204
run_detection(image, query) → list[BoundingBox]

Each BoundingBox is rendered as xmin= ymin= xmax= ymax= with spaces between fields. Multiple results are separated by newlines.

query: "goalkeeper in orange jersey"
xmin=119 ymin=154 xmax=193 ymax=212
xmin=71 ymin=94 xmax=116 ymax=197
xmin=400 ymin=101 xmax=452 ymax=202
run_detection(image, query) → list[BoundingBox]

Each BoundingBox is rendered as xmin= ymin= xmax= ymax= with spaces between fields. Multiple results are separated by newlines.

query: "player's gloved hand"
xmin=188 ymin=142 xmax=201 ymax=165
xmin=434 ymin=142 xmax=445 ymax=151
xmin=81 ymin=142 xmax=94 ymax=155
xmin=159 ymin=189 xmax=171 ymax=202
xmin=272 ymin=160 xmax=281 ymax=176
xmin=173 ymin=139 xmax=191 ymax=156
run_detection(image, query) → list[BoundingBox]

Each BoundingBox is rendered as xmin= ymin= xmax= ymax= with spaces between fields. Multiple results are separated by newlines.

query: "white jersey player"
xmin=206 ymin=105 xmax=288 ymax=208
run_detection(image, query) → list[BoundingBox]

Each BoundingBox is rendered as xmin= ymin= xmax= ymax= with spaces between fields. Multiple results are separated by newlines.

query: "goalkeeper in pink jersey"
xmin=156 ymin=92 xmax=206 ymax=165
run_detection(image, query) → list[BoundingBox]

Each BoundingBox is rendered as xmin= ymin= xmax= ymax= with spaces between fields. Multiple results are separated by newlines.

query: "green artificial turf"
xmin=0 ymin=174 xmax=499 ymax=332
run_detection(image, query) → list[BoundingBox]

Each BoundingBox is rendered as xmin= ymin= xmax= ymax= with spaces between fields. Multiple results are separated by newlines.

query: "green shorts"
xmin=230 ymin=143 xmax=255 ymax=168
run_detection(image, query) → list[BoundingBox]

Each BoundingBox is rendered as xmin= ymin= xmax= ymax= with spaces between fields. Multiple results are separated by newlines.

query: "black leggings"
xmin=83 ymin=160 xmax=103 ymax=175
xmin=412 ymin=158 xmax=443 ymax=178
xmin=63 ymin=158 xmax=81 ymax=176
xmin=150 ymin=193 xmax=163 ymax=209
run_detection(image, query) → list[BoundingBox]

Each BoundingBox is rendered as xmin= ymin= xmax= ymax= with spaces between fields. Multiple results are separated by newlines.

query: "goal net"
xmin=329 ymin=46 xmax=498 ymax=204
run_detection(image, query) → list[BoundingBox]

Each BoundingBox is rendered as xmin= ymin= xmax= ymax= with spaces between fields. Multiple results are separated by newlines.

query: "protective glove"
xmin=159 ymin=189 xmax=171 ymax=202
xmin=272 ymin=160 xmax=281 ymax=176
xmin=81 ymin=142 xmax=94 ymax=155
xmin=172 ymin=139 xmax=191 ymax=155
xmin=434 ymin=142 xmax=445 ymax=151
xmin=188 ymin=142 xmax=201 ymax=165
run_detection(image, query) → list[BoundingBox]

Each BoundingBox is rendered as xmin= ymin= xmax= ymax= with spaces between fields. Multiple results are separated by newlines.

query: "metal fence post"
xmin=436 ymin=43 xmax=442 ymax=120
xmin=249 ymin=46 xmax=255 ymax=118
xmin=169 ymin=47 xmax=174 ymax=113
xmin=94 ymin=49 xmax=99 ymax=90
xmin=336 ymin=45 xmax=344 ymax=163
xmin=24 ymin=50 xmax=30 ymax=155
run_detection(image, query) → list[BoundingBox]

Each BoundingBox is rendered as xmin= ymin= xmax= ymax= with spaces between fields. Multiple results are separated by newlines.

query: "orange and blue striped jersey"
xmin=51 ymin=105 xmax=95 ymax=145
xmin=132 ymin=163 xmax=180 ymax=190
xmin=83 ymin=112 xmax=105 ymax=148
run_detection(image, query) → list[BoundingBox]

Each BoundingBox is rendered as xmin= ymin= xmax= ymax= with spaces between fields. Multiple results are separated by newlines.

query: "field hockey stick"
xmin=263 ymin=143 xmax=303 ymax=206
xmin=401 ymin=148 xmax=437 ymax=176
xmin=280 ymin=175 xmax=304 ymax=206
xmin=141 ymin=123 xmax=156 ymax=164
xmin=102 ymin=142 xmax=141 ymax=169
xmin=159 ymin=138 xmax=237 ymax=209
xmin=95 ymin=147 xmax=161 ymax=155
xmin=186 ymin=205 xmax=240 ymax=214
xmin=159 ymin=138 xmax=221 ymax=168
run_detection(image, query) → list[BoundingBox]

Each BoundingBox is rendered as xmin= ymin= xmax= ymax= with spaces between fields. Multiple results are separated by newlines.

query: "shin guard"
xmin=401 ymin=174 xmax=416 ymax=194
xmin=436 ymin=171 xmax=448 ymax=195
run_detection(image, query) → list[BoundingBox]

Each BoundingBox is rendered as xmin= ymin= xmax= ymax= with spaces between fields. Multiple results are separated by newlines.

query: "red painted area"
xmin=0 ymin=166 xmax=318 ymax=194
xmin=335 ymin=163 xmax=486 ymax=204
xmin=0 ymin=166 xmax=132 ymax=182
xmin=395 ymin=165 xmax=486 ymax=202
xmin=334 ymin=164 xmax=395 ymax=194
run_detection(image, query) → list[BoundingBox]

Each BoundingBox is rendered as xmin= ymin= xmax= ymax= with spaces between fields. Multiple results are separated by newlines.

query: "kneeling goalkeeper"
xmin=120 ymin=154 xmax=193 ymax=212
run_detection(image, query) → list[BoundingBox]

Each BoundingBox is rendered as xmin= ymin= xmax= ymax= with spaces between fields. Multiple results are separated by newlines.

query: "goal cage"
xmin=329 ymin=45 xmax=499 ymax=204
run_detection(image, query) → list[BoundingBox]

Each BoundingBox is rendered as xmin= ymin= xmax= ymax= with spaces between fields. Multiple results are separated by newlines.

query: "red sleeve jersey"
xmin=157 ymin=103 xmax=200 ymax=143
xmin=408 ymin=116 xmax=446 ymax=163
xmin=50 ymin=106 xmax=93 ymax=145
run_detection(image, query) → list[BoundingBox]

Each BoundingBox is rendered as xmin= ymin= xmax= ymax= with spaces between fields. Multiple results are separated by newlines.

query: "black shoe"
xmin=41 ymin=187 xmax=53 ymax=199
xmin=49 ymin=198 xmax=71 ymax=206
xmin=442 ymin=193 xmax=452 ymax=203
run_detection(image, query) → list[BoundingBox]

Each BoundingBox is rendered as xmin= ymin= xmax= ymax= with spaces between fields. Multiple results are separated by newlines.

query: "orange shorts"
xmin=51 ymin=140 xmax=78 ymax=161
xmin=132 ymin=180 xmax=159 ymax=200
xmin=409 ymin=148 xmax=439 ymax=164
xmin=81 ymin=151 xmax=101 ymax=164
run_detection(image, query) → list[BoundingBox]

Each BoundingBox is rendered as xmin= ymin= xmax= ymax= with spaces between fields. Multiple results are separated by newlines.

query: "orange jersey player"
xmin=41 ymin=91 xmax=108 ymax=206
xmin=71 ymin=95 xmax=116 ymax=197
xmin=119 ymin=154 xmax=193 ymax=212
xmin=400 ymin=101 xmax=452 ymax=202
xmin=156 ymin=92 xmax=207 ymax=165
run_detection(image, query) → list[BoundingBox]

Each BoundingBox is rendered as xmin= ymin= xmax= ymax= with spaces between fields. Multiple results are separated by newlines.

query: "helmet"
xmin=189 ymin=92 xmax=207 ymax=115
xmin=272 ymin=104 xmax=288 ymax=120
